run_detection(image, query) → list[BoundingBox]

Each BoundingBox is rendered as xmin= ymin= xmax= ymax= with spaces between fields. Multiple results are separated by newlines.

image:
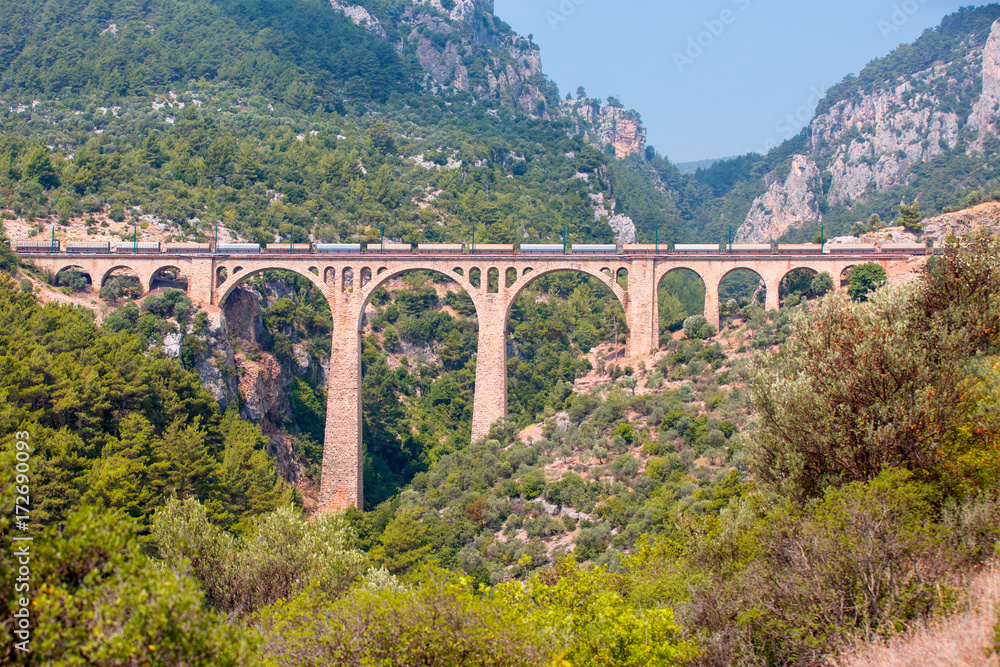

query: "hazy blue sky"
xmin=493 ymin=0 xmax=976 ymax=163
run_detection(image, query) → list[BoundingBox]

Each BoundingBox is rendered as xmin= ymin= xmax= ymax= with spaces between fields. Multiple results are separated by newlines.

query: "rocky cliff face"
xmin=330 ymin=0 xmax=549 ymax=117
xmin=735 ymin=17 xmax=1000 ymax=242
xmin=560 ymin=99 xmax=647 ymax=158
xmin=737 ymin=155 xmax=820 ymax=243
xmin=188 ymin=286 xmax=318 ymax=486
xmin=969 ymin=20 xmax=1000 ymax=146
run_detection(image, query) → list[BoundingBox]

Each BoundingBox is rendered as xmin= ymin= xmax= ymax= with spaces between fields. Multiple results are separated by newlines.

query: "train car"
xmin=728 ymin=243 xmax=771 ymax=255
xmin=673 ymin=243 xmax=721 ymax=255
xmin=369 ymin=242 xmax=412 ymax=254
xmin=215 ymin=243 xmax=261 ymax=254
xmin=621 ymin=244 xmax=660 ymax=256
xmin=415 ymin=244 xmax=464 ymax=255
xmin=66 ymin=241 xmax=111 ymax=253
xmin=824 ymin=243 xmax=877 ymax=256
xmin=880 ymin=242 xmax=927 ymax=256
xmin=165 ymin=243 xmax=212 ymax=254
xmin=571 ymin=244 xmax=617 ymax=256
xmin=469 ymin=244 xmax=515 ymax=256
xmin=15 ymin=240 xmax=60 ymax=253
xmin=776 ymin=243 xmax=823 ymax=255
xmin=115 ymin=241 xmax=161 ymax=254
xmin=265 ymin=243 xmax=311 ymax=254
xmin=315 ymin=243 xmax=362 ymax=254
xmin=520 ymin=243 xmax=564 ymax=256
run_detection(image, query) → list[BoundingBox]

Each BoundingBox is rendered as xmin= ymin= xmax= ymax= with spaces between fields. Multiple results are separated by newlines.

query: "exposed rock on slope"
xmin=329 ymin=0 xmax=548 ymax=117
xmin=969 ymin=20 xmax=1000 ymax=145
xmin=737 ymin=156 xmax=819 ymax=243
xmin=561 ymin=99 xmax=647 ymax=158
xmin=735 ymin=14 xmax=1000 ymax=242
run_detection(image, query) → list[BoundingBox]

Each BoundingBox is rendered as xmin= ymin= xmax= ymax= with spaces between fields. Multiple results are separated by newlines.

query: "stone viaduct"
xmin=25 ymin=250 xmax=913 ymax=511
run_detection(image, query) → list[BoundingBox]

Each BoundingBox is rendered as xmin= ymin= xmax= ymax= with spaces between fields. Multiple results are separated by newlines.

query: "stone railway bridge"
xmin=28 ymin=251 xmax=912 ymax=510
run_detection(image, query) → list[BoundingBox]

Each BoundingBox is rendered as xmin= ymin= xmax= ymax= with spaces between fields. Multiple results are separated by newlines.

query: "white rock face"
xmin=328 ymin=0 xmax=388 ymax=39
xmin=162 ymin=332 xmax=181 ymax=357
xmin=607 ymin=213 xmax=637 ymax=245
xmin=969 ymin=20 xmax=1000 ymax=146
xmin=737 ymin=155 xmax=819 ymax=243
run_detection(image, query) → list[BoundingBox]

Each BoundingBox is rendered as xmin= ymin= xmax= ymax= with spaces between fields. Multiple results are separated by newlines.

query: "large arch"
xmin=505 ymin=264 xmax=627 ymax=325
xmin=778 ymin=266 xmax=820 ymax=305
xmin=502 ymin=266 xmax=629 ymax=423
xmin=216 ymin=264 xmax=330 ymax=308
xmin=355 ymin=265 xmax=483 ymax=332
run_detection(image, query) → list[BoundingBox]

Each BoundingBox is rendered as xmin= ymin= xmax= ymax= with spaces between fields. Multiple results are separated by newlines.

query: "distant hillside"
xmin=675 ymin=157 xmax=734 ymax=174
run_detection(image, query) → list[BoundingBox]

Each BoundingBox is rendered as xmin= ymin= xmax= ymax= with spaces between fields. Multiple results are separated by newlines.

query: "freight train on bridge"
xmin=12 ymin=239 xmax=929 ymax=257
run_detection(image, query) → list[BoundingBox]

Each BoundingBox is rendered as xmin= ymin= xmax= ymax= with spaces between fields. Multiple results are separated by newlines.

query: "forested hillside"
xmin=5 ymin=1 xmax=1000 ymax=664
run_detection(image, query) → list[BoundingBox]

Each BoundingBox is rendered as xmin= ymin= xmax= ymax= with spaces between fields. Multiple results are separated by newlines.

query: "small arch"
xmin=469 ymin=267 xmax=481 ymax=289
xmin=360 ymin=267 xmax=372 ymax=288
xmin=720 ymin=268 xmax=766 ymax=312
xmin=505 ymin=267 xmax=517 ymax=288
xmin=342 ymin=267 xmax=354 ymax=292
xmin=779 ymin=267 xmax=819 ymax=305
xmin=453 ymin=267 xmax=464 ymax=277
xmin=377 ymin=267 xmax=387 ymax=275
xmin=54 ymin=265 xmax=93 ymax=291
xmin=616 ymin=267 xmax=628 ymax=290
xmin=658 ymin=268 xmax=706 ymax=343
xmin=100 ymin=265 xmax=140 ymax=288
xmin=217 ymin=267 xmax=229 ymax=286
xmin=522 ymin=267 xmax=533 ymax=276
xmin=308 ymin=266 xmax=319 ymax=276
xmin=487 ymin=267 xmax=500 ymax=293
xmin=601 ymin=267 xmax=612 ymax=277
xmin=324 ymin=267 xmax=336 ymax=285
xmin=150 ymin=266 xmax=188 ymax=293
xmin=233 ymin=266 xmax=244 ymax=275
xmin=839 ymin=265 xmax=856 ymax=288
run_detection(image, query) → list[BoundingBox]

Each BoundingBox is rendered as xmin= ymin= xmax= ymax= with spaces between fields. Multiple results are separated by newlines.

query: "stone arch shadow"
xmin=148 ymin=265 xmax=191 ymax=293
xmin=778 ymin=265 xmax=821 ymax=304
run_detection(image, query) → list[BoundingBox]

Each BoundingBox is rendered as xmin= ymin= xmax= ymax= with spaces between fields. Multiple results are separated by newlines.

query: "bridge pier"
xmin=320 ymin=293 xmax=365 ymax=510
xmin=470 ymin=293 xmax=510 ymax=442
xmin=626 ymin=258 xmax=658 ymax=357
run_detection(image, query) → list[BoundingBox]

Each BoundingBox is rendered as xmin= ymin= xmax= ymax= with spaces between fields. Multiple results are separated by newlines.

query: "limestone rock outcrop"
xmin=737 ymin=156 xmax=819 ymax=243
xmin=328 ymin=0 xmax=388 ymax=39
xmin=561 ymin=99 xmax=647 ymax=158
xmin=969 ymin=20 xmax=1000 ymax=145
xmin=328 ymin=0 xmax=548 ymax=117
xmin=607 ymin=214 xmax=637 ymax=245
